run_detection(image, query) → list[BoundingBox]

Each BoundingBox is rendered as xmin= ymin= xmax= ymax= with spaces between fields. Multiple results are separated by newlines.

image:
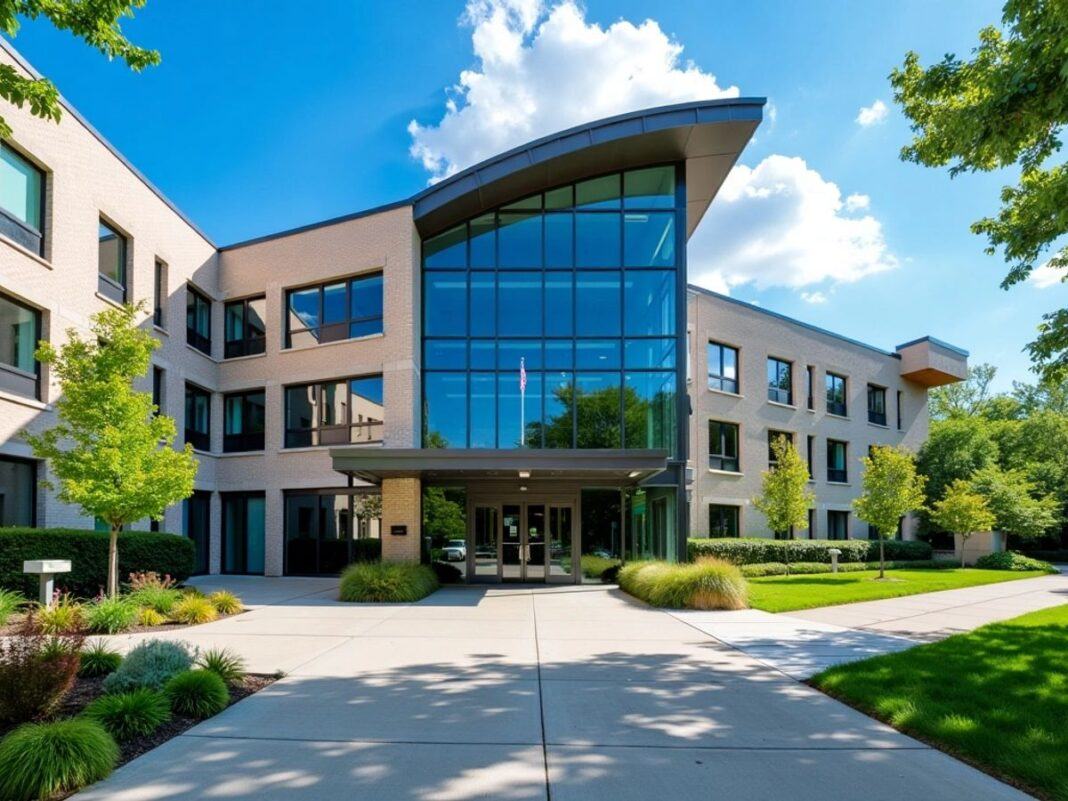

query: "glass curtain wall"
xmin=422 ymin=165 xmax=681 ymax=452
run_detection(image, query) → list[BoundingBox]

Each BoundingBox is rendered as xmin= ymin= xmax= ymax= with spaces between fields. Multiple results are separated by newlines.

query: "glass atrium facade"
xmin=421 ymin=165 xmax=683 ymax=454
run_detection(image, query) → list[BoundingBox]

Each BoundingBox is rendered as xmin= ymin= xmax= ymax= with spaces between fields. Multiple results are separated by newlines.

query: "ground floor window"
xmin=284 ymin=490 xmax=381 ymax=575
xmin=827 ymin=510 xmax=849 ymax=540
xmin=222 ymin=492 xmax=266 ymax=575
xmin=708 ymin=504 xmax=739 ymax=537
xmin=0 ymin=455 xmax=35 ymax=525
xmin=182 ymin=491 xmax=211 ymax=574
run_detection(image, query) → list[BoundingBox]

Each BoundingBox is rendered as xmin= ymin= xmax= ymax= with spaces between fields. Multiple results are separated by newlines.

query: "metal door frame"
xmin=467 ymin=493 xmax=579 ymax=584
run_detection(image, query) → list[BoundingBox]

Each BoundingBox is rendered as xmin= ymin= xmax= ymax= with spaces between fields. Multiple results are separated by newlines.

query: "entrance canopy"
xmin=329 ymin=447 xmax=670 ymax=485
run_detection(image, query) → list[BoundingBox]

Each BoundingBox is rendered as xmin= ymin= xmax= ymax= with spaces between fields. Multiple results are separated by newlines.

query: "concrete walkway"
xmin=76 ymin=578 xmax=1032 ymax=801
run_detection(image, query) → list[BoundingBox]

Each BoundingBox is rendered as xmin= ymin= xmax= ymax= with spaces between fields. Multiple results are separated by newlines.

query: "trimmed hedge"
xmin=740 ymin=559 xmax=958 ymax=577
xmin=974 ymin=551 xmax=1058 ymax=573
xmin=0 ymin=529 xmax=194 ymax=598
xmin=687 ymin=537 xmax=932 ymax=565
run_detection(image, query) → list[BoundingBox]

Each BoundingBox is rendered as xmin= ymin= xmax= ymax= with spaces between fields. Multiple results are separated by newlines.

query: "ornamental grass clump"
xmin=208 ymin=590 xmax=242 ymax=615
xmin=618 ymin=559 xmax=748 ymax=610
xmin=78 ymin=641 xmax=123 ymax=678
xmin=0 ymin=718 xmax=118 ymax=801
xmin=34 ymin=594 xmax=85 ymax=634
xmin=338 ymin=563 xmax=439 ymax=603
xmin=164 ymin=669 xmax=229 ymax=718
xmin=85 ymin=596 xmax=138 ymax=634
xmin=128 ymin=586 xmax=182 ymax=616
xmin=0 ymin=588 xmax=26 ymax=626
xmin=137 ymin=607 xmax=167 ymax=627
xmin=103 ymin=640 xmax=194 ymax=693
xmin=196 ymin=648 xmax=246 ymax=686
xmin=83 ymin=688 xmax=171 ymax=741
xmin=169 ymin=595 xmax=218 ymax=625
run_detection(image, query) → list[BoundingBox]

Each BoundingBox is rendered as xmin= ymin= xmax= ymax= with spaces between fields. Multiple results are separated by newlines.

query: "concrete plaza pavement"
xmin=75 ymin=577 xmax=1036 ymax=801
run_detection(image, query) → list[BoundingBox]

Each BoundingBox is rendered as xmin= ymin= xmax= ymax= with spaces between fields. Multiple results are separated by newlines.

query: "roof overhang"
xmin=411 ymin=97 xmax=766 ymax=239
xmin=330 ymin=448 xmax=670 ymax=485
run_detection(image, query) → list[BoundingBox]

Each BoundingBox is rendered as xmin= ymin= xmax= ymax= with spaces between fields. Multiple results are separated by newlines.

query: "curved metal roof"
xmin=411 ymin=97 xmax=766 ymax=238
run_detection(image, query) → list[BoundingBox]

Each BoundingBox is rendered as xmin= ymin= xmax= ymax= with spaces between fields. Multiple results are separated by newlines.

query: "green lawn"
xmin=812 ymin=605 xmax=1068 ymax=801
xmin=747 ymin=568 xmax=1046 ymax=613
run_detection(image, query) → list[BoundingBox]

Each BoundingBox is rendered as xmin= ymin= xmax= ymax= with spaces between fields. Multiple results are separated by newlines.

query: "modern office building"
xmin=0 ymin=41 xmax=966 ymax=582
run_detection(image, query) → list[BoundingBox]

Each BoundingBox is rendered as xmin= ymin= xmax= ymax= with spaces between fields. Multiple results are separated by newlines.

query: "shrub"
xmin=0 ymin=528 xmax=194 ymax=597
xmin=126 ymin=571 xmax=177 ymax=591
xmin=0 ymin=588 xmax=26 ymax=626
xmin=352 ymin=538 xmax=382 ymax=563
xmin=208 ymin=590 xmax=243 ymax=615
xmin=974 ymin=551 xmax=1057 ymax=573
xmin=137 ymin=607 xmax=167 ymax=627
xmin=169 ymin=595 xmax=218 ymax=625
xmin=85 ymin=596 xmax=138 ymax=634
xmin=128 ymin=585 xmax=182 ymax=616
xmin=103 ymin=640 xmax=194 ymax=693
xmin=78 ymin=641 xmax=123 ymax=678
xmin=739 ymin=559 xmax=960 ymax=577
xmin=339 ymin=562 xmax=439 ymax=603
xmin=196 ymin=648 xmax=246 ymax=686
xmin=0 ymin=719 xmax=118 ymax=801
xmin=0 ymin=630 xmax=82 ymax=723
xmin=431 ymin=561 xmax=464 ymax=584
xmin=579 ymin=555 xmax=621 ymax=581
xmin=686 ymin=537 xmax=932 ymax=565
xmin=618 ymin=559 xmax=748 ymax=610
xmin=164 ymin=669 xmax=229 ymax=718
xmin=33 ymin=594 xmax=85 ymax=634
xmin=83 ymin=688 xmax=171 ymax=741
xmin=179 ymin=585 xmax=206 ymax=598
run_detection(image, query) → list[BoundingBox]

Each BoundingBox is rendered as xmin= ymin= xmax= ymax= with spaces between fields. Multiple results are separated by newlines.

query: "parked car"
xmin=442 ymin=539 xmax=467 ymax=561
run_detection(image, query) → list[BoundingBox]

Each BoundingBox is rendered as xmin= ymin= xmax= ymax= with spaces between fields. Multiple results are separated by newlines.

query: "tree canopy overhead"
xmin=891 ymin=0 xmax=1068 ymax=382
xmin=0 ymin=0 xmax=159 ymax=138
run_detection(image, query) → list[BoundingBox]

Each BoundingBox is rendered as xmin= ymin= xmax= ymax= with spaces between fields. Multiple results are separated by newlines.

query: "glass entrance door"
xmin=470 ymin=499 xmax=576 ymax=582
xmin=502 ymin=504 xmax=523 ymax=580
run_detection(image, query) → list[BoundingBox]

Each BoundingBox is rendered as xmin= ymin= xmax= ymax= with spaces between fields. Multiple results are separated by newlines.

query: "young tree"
xmin=753 ymin=437 xmax=814 ymax=541
xmin=929 ymin=480 xmax=997 ymax=567
xmin=0 ymin=1 xmax=160 ymax=138
xmin=891 ymin=3 xmax=1068 ymax=382
xmin=966 ymin=466 xmax=1060 ymax=542
xmin=928 ymin=364 xmax=998 ymax=421
xmin=853 ymin=446 xmax=927 ymax=578
xmin=23 ymin=304 xmax=198 ymax=597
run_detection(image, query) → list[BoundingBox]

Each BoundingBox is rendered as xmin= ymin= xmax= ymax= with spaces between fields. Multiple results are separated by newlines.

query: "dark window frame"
xmin=827 ymin=439 xmax=848 ymax=483
xmin=826 ymin=372 xmax=848 ymax=417
xmin=827 ymin=509 xmax=849 ymax=540
xmin=767 ymin=357 xmax=793 ymax=405
xmin=768 ymin=429 xmax=794 ymax=466
xmin=708 ymin=504 xmax=740 ymax=538
xmin=867 ymin=383 xmax=887 ymax=426
xmin=282 ymin=487 xmax=382 ymax=576
xmin=97 ymin=218 xmax=128 ymax=303
xmin=182 ymin=490 xmax=211 ymax=574
xmin=0 ymin=141 xmax=46 ymax=256
xmin=0 ymin=453 xmax=37 ymax=527
xmin=223 ymin=389 xmax=266 ymax=452
xmin=284 ymin=374 xmax=384 ymax=448
xmin=186 ymin=284 xmax=212 ymax=355
xmin=184 ymin=381 xmax=211 ymax=452
xmin=0 ymin=290 xmax=42 ymax=401
xmin=221 ymin=491 xmax=266 ymax=576
xmin=152 ymin=366 xmax=164 ymax=417
xmin=806 ymin=365 xmax=815 ymax=410
xmin=224 ymin=295 xmax=267 ymax=358
xmin=708 ymin=419 xmax=740 ymax=472
xmin=285 ymin=271 xmax=384 ymax=348
xmin=896 ymin=390 xmax=904 ymax=430
xmin=153 ymin=259 xmax=167 ymax=327
xmin=707 ymin=340 xmax=739 ymax=394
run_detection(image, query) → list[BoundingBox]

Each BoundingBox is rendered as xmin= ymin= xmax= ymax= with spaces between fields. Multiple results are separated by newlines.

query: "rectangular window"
xmin=221 ymin=492 xmax=266 ymax=575
xmin=284 ymin=490 xmax=381 ymax=575
xmin=286 ymin=272 xmax=383 ymax=347
xmin=152 ymin=366 xmax=164 ymax=417
xmin=768 ymin=429 xmax=794 ymax=466
xmin=184 ymin=383 xmax=211 ymax=452
xmin=186 ymin=285 xmax=212 ymax=355
xmin=0 ymin=142 xmax=45 ymax=255
xmin=285 ymin=375 xmax=383 ymax=447
xmin=806 ymin=365 xmax=815 ymax=410
xmin=827 ymin=510 xmax=849 ymax=540
xmin=224 ymin=296 xmax=266 ymax=358
xmin=806 ymin=435 xmax=815 ymax=479
xmin=708 ymin=341 xmax=739 ymax=394
xmin=0 ymin=454 xmax=36 ymax=526
xmin=827 ymin=439 xmax=848 ymax=483
xmin=97 ymin=219 xmax=127 ymax=303
xmin=0 ymin=291 xmax=41 ymax=400
xmin=868 ymin=384 xmax=887 ymax=425
xmin=767 ymin=357 xmax=793 ymax=405
xmin=708 ymin=420 xmax=740 ymax=472
xmin=182 ymin=490 xmax=211 ymax=574
xmin=709 ymin=505 xmax=739 ymax=538
xmin=896 ymin=391 xmax=903 ymax=430
xmin=807 ymin=508 xmax=816 ymax=539
xmin=153 ymin=259 xmax=167 ymax=327
xmin=826 ymin=372 xmax=847 ymax=416
xmin=224 ymin=389 xmax=266 ymax=452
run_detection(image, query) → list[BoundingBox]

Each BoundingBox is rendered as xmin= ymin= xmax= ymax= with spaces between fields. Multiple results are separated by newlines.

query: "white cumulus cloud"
xmin=856 ymin=99 xmax=888 ymax=127
xmin=801 ymin=291 xmax=828 ymax=304
xmin=844 ymin=193 xmax=870 ymax=212
xmin=408 ymin=0 xmax=739 ymax=181
xmin=688 ymin=155 xmax=898 ymax=292
xmin=1029 ymin=260 xmax=1067 ymax=289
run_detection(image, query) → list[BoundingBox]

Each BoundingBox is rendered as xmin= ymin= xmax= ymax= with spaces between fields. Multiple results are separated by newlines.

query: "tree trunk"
xmin=108 ymin=525 xmax=120 ymax=597
xmin=879 ymin=538 xmax=886 ymax=579
xmin=960 ymin=536 xmax=967 ymax=568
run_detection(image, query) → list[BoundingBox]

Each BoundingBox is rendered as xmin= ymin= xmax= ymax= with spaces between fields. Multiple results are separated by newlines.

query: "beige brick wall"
xmin=380 ymin=477 xmax=422 ymax=563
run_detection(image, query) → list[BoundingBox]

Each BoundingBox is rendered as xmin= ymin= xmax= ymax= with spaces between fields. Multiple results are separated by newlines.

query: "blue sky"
xmin=7 ymin=0 xmax=1065 ymax=389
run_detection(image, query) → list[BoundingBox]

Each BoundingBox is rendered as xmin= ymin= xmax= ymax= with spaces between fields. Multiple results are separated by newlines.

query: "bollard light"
xmin=23 ymin=560 xmax=72 ymax=606
xmin=828 ymin=548 xmax=841 ymax=574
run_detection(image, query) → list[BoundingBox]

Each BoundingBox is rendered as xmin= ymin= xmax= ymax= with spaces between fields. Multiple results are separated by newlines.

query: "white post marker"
xmin=828 ymin=548 xmax=841 ymax=574
xmin=23 ymin=560 xmax=72 ymax=606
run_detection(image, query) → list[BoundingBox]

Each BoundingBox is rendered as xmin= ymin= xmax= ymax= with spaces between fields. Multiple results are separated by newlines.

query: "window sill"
xmin=826 ymin=412 xmax=850 ymax=421
xmin=827 ymin=481 xmax=851 ymax=486
xmin=95 ymin=291 xmax=125 ymax=310
xmin=0 ymin=233 xmax=51 ymax=269
xmin=708 ymin=468 xmax=744 ymax=477
xmin=222 ymin=351 xmax=267 ymax=364
xmin=218 ymin=450 xmax=265 ymax=458
xmin=0 ymin=387 xmax=50 ymax=410
xmin=153 ymin=325 xmax=169 ymax=337
xmin=284 ymin=331 xmax=385 ymax=354
xmin=185 ymin=342 xmax=218 ymax=362
xmin=280 ymin=442 xmax=383 ymax=455
xmin=708 ymin=388 xmax=743 ymax=400
xmin=767 ymin=400 xmax=796 ymax=410
xmin=190 ymin=447 xmax=215 ymax=457
xmin=867 ymin=421 xmax=889 ymax=430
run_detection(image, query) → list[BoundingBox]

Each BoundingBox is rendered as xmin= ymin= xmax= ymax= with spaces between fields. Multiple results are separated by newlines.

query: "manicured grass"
xmin=812 ymin=605 xmax=1068 ymax=801
xmin=747 ymin=568 xmax=1047 ymax=613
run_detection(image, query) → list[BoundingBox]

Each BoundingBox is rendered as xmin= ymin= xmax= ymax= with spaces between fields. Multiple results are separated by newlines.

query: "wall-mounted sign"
xmin=390 ymin=524 xmax=407 ymax=536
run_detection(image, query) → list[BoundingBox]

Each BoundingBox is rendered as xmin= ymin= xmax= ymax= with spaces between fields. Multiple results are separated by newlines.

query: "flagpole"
xmin=520 ymin=357 xmax=526 ymax=447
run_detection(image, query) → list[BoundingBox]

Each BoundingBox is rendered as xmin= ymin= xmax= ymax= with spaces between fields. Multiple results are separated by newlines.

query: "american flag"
xmin=519 ymin=357 xmax=527 ymax=392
